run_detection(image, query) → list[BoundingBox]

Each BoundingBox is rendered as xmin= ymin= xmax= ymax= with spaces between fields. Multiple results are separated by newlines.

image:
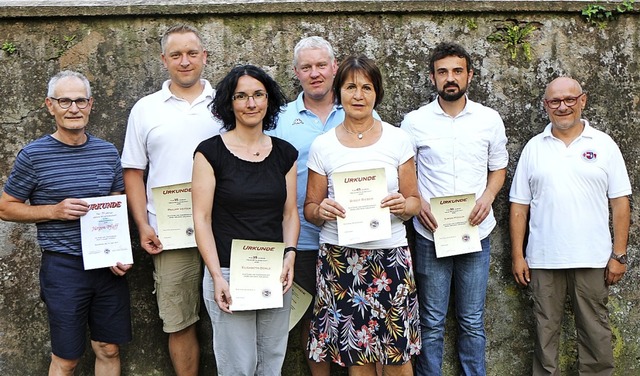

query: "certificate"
xmin=80 ymin=194 xmax=133 ymax=270
xmin=333 ymin=168 xmax=391 ymax=246
xmin=430 ymin=193 xmax=481 ymax=258
xmin=229 ymin=239 xmax=284 ymax=311
xmin=152 ymin=182 xmax=196 ymax=250
xmin=288 ymin=282 xmax=313 ymax=331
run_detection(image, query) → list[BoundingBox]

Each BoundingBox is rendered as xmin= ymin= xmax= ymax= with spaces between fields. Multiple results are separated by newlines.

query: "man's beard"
xmin=438 ymin=83 xmax=467 ymax=102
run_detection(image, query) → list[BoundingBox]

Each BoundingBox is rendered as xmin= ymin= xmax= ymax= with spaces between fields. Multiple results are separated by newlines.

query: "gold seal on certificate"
xmin=430 ymin=193 xmax=481 ymax=258
xmin=80 ymin=194 xmax=133 ymax=270
xmin=332 ymin=168 xmax=391 ymax=246
xmin=152 ymin=182 xmax=196 ymax=250
xmin=229 ymin=239 xmax=284 ymax=311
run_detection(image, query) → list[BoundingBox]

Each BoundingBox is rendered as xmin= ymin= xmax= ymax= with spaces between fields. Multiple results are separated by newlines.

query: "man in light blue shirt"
xmin=269 ymin=36 xmax=341 ymax=376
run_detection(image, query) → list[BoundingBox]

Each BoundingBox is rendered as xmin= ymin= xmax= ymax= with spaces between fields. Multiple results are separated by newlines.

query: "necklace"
xmin=342 ymin=120 xmax=376 ymax=140
xmin=234 ymin=132 xmax=262 ymax=157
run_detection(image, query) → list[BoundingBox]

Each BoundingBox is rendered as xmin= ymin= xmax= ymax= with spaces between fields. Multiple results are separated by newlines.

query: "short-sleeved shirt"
xmin=121 ymin=79 xmax=220 ymax=230
xmin=401 ymin=97 xmax=508 ymax=241
xmin=268 ymin=92 xmax=345 ymax=251
xmin=509 ymin=120 xmax=631 ymax=268
xmin=4 ymin=134 xmax=124 ymax=256
xmin=195 ymin=135 xmax=298 ymax=268
xmin=307 ymin=121 xmax=415 ymax=249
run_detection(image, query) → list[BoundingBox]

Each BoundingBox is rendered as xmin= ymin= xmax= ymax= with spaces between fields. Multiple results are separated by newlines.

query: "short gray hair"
xmin=47 ymin=70 xmax=91 ymax=97
xmin=160 ymin=24 xmax=204 ymax=55
xmin=293 ymin=36 xmax=336 ymax=67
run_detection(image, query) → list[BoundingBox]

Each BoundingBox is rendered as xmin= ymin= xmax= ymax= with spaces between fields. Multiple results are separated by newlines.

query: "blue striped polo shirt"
xmin=4 ymin=134 xmax=124 ymax=256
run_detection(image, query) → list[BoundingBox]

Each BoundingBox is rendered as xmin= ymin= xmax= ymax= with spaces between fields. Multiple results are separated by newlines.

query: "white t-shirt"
xmin=307 ymin=121 xmax=415 ymax=249
xmin=509 ymin=120 xmax=631 ymax=268
xmin=121 ymin=79 xmax=221 ymax=228
xmin=401 ymin=98 xmax=508 ymax=241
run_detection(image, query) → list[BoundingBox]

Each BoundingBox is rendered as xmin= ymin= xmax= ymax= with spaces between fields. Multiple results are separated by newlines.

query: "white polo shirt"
xmin=509 ymin=120 xmax=631 ymax=268
xmin=121 ymin=79 xmax=221 ymax=228
xmin=401 ymin=97 xmax=508 ymax=241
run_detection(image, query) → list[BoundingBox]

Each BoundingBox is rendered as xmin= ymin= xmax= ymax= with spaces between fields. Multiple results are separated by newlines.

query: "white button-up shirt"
xmin=401 ymin=97 xmax=508 ymax=241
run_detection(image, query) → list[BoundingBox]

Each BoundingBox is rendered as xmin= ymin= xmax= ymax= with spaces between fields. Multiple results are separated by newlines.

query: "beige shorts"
xmin=152 ymin=247 xmax=202 ymax=333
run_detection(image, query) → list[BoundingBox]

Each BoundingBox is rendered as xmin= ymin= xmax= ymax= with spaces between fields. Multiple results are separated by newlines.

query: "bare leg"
xmin=349 ymin=363 xmax=377 ymax=376
xmin=92 ymin=341 xmax=121 ymax=376
xmin=300 ymin=318 xmax=331 ymax=376
xmin=49 ymin=354 xmax=79 ymax=376
xmin=382 ymin=362 xmax=413 ymax=376
xmin=169 ymin=324 xmax=199 ymax=376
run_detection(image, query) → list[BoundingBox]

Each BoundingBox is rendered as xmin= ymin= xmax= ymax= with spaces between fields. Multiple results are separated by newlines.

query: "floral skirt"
xmin=307 ymin=244 xmax=421 ymax=367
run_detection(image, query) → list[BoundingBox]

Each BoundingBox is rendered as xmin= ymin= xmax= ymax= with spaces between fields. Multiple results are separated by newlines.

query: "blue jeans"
xmin=414 ymin=234 xmax=491 ymax=376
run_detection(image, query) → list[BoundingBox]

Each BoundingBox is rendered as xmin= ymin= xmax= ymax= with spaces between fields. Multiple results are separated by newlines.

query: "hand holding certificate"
xmin=430 ymin=193 xmax=481 ymax=258
xmin=152 ymin=182 xmax=196 ymax=250
xmin=80 ymin=194 xmax=134 ymax=270
xmin=229 ymin=239 xmax=284 ymax=311
xmin=332 ymin=168 xmax=391 ymax=246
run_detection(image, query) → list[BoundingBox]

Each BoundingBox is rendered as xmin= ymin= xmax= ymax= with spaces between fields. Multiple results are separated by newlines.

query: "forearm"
xmin=611 ymin=196 xmax=630 ymax=254
xmin=509 ymin=203 xmax=529 ymax=259
xmin=0 ymin=196 xmax=54 ymax=223
xmin=481 ymin=168 xmax=506 ymax=203
xmin=123 ymin=169 xmax=149 ymax=229
xmin=282 ymin=211 xmax=300 ymax=248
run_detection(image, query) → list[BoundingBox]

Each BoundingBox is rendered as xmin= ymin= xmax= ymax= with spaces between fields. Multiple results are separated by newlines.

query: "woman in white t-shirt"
xmin=303 ymin=55 xmax=421 ymax=376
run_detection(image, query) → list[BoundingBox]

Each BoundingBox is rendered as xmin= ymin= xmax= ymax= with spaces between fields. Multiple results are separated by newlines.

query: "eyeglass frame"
xmin=49 ymin=97 xmax=92 ymax=109
xmin=231 ymin=91 xmax=268 ymax=103
xmin=543 ymin=92 xmax=585 ymax=109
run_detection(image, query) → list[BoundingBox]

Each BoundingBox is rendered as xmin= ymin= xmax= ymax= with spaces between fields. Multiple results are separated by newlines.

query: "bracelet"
xmin=284 ymin=246 xmax=297 ymax=255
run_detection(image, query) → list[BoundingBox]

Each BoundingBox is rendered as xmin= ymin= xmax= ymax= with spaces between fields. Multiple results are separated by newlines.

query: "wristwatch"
xmin=610 ymin=251 xmax=628 ymax=264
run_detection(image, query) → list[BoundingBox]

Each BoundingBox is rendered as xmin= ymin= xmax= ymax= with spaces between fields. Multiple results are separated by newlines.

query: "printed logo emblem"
xmin=186 ymin=227 xmax=194 ymax=236
xmin=292 ymin=118 xmax=304 ymax=126
xmin=582 ymin=150 xmax=597 ymax=162
xmin=370 ymin=219 xmax=379 ymax=229
xmin=462 ymin=234 xmax=470 ymax=242
xmin=262 ymin=289 xmax=272 ymax=297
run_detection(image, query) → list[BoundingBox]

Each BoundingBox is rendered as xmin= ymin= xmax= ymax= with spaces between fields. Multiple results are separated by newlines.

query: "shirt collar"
xmin=160 ymin=79 xmax=213 ymax=104
xmin=432 ymin=95 xmax=475 ymax=117
xmin=543 ymin=119 xmax=593 ymax=140
xmin=295 ymin=91 xmax=342 ymax=114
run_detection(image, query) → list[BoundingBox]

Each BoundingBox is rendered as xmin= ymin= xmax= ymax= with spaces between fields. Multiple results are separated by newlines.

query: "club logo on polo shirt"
xmin=292 ymin=118 xmax=304 ymax=126
xmin=582 ymin=150 xmax=597 ymax=162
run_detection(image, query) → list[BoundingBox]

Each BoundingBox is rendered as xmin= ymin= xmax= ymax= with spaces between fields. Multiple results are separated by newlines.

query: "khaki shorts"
xmin=152 ymin=247 xmax=202 ymax=333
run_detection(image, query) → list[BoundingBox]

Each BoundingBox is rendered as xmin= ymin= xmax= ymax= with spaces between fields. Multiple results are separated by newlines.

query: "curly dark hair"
xmin=209 ymin=65 xmax=287 ymax=131
xmin=333 ymin=54 xmax=384 ymax=109
xmin=428 ymin=42 xmax=473 ymax=74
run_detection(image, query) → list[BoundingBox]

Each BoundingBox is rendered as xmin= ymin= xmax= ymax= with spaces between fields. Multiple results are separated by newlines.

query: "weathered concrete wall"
xmin=0 ymin=1 xmax=638 ymax=375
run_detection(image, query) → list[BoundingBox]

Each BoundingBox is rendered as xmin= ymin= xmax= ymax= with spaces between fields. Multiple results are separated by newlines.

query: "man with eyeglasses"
xmin=0 ymin=70 xmax=132 ymax=375
xmin=401 ymin=42 xmax=508 ymax=376
xmin=509 ymin=76 xmax=631 ymax=375
xmin=121 ymin=24 xmax=220 ymax=376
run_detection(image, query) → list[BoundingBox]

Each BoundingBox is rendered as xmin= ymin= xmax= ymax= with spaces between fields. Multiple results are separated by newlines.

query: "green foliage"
xmin=581 ymin=0 xmax=635 ymax=29
xmin=51 ymin=34 xmax=77 ymax=58
xmin=1 ymin=41 xmax=17 ymax=55
xmin=465 ymin=18 xmax=478 ymax=31
xmin=487 ymin=20 xmax=537 ymax=61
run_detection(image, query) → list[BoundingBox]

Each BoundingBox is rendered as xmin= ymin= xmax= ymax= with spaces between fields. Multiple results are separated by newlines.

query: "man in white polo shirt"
xmin=509 ymin=76 xmax=631 ymax=375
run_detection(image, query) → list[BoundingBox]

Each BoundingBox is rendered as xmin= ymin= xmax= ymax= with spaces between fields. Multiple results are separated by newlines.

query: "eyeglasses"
xmin=50 ymin=97 xmax=91 ymax=109
xmin=232 ymin=92 xmax=268 ymax=103
xmin=544 ymin=93 xmax=585 ymax=109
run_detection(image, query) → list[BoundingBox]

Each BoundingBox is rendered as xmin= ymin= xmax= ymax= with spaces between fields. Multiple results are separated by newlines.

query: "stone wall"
xmin=0 ymin=1 xmax=638 ymax=375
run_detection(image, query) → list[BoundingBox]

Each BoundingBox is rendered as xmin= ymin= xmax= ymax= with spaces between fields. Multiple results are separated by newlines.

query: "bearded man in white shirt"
xmin=401 ymin=42 xmax=508 ymax=376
